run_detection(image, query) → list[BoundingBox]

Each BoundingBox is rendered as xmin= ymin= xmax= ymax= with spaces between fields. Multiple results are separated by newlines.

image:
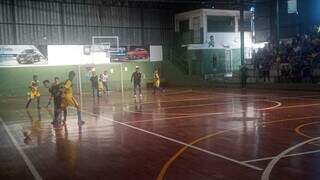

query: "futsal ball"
xmin=23 ymin=129 xmax=31 ymax=137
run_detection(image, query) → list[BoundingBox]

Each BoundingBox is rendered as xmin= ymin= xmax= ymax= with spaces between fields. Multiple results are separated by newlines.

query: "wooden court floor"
xmin=1 ymin=88 xmax=320 ymax=180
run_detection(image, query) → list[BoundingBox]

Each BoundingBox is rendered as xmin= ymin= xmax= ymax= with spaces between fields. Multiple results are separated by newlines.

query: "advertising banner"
xmin=110 ymin=46 xmax=150 ymax=62
xmin=0 ymin=44 xmax=152 ymax=66
xmin=188 ymin=32 xmax=252 ymax=50
xmin=0 ymin=45 xmax=47 ymax=66
xmin=48 ymin=45 xmax=92 ymax=65
xmin=150 ymin=45 xmax=163 ymax=62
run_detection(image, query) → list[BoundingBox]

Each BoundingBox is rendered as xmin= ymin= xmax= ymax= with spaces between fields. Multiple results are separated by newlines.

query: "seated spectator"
xmin=253 ymin=30 xmax=320 ymax=84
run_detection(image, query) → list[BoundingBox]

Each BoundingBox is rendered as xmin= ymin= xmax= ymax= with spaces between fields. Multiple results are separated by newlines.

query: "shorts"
xmin=53 ymin=97 xmax=62 ymax=110
xmin=61 ymin=96 xmax=79 ymax=109
xmin=154 ymin=80 xmax=160 ymax=88
xmin=28 ymin=90 xmax=40 ymax=99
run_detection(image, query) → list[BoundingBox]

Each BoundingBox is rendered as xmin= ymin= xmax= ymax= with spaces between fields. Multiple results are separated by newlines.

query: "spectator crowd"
xmin=253 ymin=30 xmax=320 ymax=83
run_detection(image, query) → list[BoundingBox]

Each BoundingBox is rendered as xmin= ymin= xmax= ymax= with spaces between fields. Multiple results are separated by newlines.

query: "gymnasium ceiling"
xmin=100 ymin=0 xmax=259 ymax=11
xmin=19 ymin=0 xmax=263 ymax=11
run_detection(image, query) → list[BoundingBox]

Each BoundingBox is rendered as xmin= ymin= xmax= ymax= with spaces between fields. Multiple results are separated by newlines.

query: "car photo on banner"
xmin=111 ymin=46 xmax=150 ymax=62
xmin=0 ymin=45 xmax=47 ymax=66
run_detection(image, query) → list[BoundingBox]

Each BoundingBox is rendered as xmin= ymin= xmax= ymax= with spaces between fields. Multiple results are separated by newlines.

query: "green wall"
xmin=199 ymin=49 xmax=225 ymax=75
xmin=161 ymin=61 xmax=207 ymax=86
xmin=231 ymin=49 xmax=241 ymax=71
xmin=187 ymin=49 xmax=242 ymax=76
xmin=0 ymin=62 xmax=160 ymax=97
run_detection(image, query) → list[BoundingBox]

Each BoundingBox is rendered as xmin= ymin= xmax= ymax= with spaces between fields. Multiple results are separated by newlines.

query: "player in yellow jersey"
xmin=97 ymin=74 xmax=105 ymax=97
xmin=61 ymin=71 xmax=84 ymax=125
xmin=26 ymin=75 xmax=41 ymax=109
xmin=153 ymin=69 xmax=160 ymax=94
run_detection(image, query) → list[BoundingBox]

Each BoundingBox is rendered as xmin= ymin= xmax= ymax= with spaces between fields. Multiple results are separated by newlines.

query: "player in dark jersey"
xmin=43 ymin=77 xmax=63 ymax=125
xmin=90 ymin=70 xmax=99 ymax=97
xmin=45 ymin=77 xmax=60 ymax=107
xmin=131 ymin=66 xmax=142 ymax=98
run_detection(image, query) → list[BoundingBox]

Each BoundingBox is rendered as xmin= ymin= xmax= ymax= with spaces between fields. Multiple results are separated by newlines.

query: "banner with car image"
xmin=110 ymin=46 xmax=150 ymax=62
xmin=0 ymin=45 xmax=47 ymax=66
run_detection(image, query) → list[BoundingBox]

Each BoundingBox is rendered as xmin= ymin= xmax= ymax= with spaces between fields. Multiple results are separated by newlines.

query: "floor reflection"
xmin=25 ymin=109 xmax=42 ymax=145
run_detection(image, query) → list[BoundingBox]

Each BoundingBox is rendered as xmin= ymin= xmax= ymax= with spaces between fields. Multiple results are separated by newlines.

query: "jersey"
xmin=101 ymin=74 xmax=108 ymax=82
xmin=98 ymin=80 xmax=104 ymax=91
xmin=131 ymin=72 xmax=142 ymax=84
xmin=63 ymin=80 xmax=73 ymax=97
xmin=61 ymin=79 xmax=79 ymax=109
xmin=48 ymin=83 xmax=60 ymax=96
xmin=90 ymin=75 xmax=98 ymax=88
xmin=153 ymin=72 xmax=160 ymax=88
xmin=31 ymin=80 xmax=40 ymax=89
xmin=28 ymin=80 xmax=40 ymax=98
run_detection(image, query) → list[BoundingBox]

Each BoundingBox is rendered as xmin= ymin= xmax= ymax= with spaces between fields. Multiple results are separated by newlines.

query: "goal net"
xmin=91 ymin=36 xmax=120 ymax=64
xmin=78 ymin=36 xmax=124 ymax=96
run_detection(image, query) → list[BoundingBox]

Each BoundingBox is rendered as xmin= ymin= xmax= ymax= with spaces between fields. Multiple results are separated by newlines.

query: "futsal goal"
xmin=77 ymin=36 xmax=124 ymax=97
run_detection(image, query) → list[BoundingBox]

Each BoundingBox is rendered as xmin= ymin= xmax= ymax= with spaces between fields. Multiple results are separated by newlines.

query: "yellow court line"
xmin=156 ymin=115 xmax=320 ymax=180
xmin=272 ymin=103 xmax=320 ymax=110
xmin=295 ymin=121 xmax=320 ymax=147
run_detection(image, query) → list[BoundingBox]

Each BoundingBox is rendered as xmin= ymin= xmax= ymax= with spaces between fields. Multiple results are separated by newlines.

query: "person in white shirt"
xmin=102 ymin=70 xmax=109 ymax=96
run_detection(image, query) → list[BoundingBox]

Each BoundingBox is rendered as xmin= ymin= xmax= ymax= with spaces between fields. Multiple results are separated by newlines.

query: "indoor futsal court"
xmin=3 ymin=88 xmax=320 ymax=180
xmin=2 ymin=0 xmax=320 ymax=180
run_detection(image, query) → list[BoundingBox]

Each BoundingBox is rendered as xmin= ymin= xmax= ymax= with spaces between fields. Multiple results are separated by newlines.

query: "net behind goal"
xmin=91 ymin=36 xmax=120 ymax=64
xmin=82 ymin=36 xmax=124 ymax=96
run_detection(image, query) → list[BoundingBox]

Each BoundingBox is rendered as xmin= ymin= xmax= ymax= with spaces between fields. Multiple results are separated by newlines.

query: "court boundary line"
xmin=80 ymin=109 xmax=263 ymax=171
xmin=0 ymin=118 xmax=42 ymax=180
xmin=3 ymin=91 xmax=320 ymax=179
xmin=243 ymin=149 xmax=320 ymax=163
xmin=261 ymin=137 xmax=320 ymax=180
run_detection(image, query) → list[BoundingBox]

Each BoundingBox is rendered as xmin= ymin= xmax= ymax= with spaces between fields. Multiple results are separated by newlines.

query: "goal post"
xmin=74 ymin=36 xmax=124 ymax=98
xmin=91 ymin=36 xmax=120 ymax=64
xmin=77 ymin=62 xmax=125 ymax=97
xmin=92 ymin=36 xmax=119 ymax=53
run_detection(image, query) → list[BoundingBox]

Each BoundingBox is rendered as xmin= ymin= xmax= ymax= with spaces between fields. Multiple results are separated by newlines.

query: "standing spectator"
xmin=97 ymin=74 xmax=105 ymax=97
xmin=90 ymin=70 xmax=99 ymax=97
xmin=240 ymin=65 xmax=248 ymax=88
xmin=101 ymin=70 xmax=109 ymax=96
xmin=262 ymin=63 xmax=270 ymax=82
